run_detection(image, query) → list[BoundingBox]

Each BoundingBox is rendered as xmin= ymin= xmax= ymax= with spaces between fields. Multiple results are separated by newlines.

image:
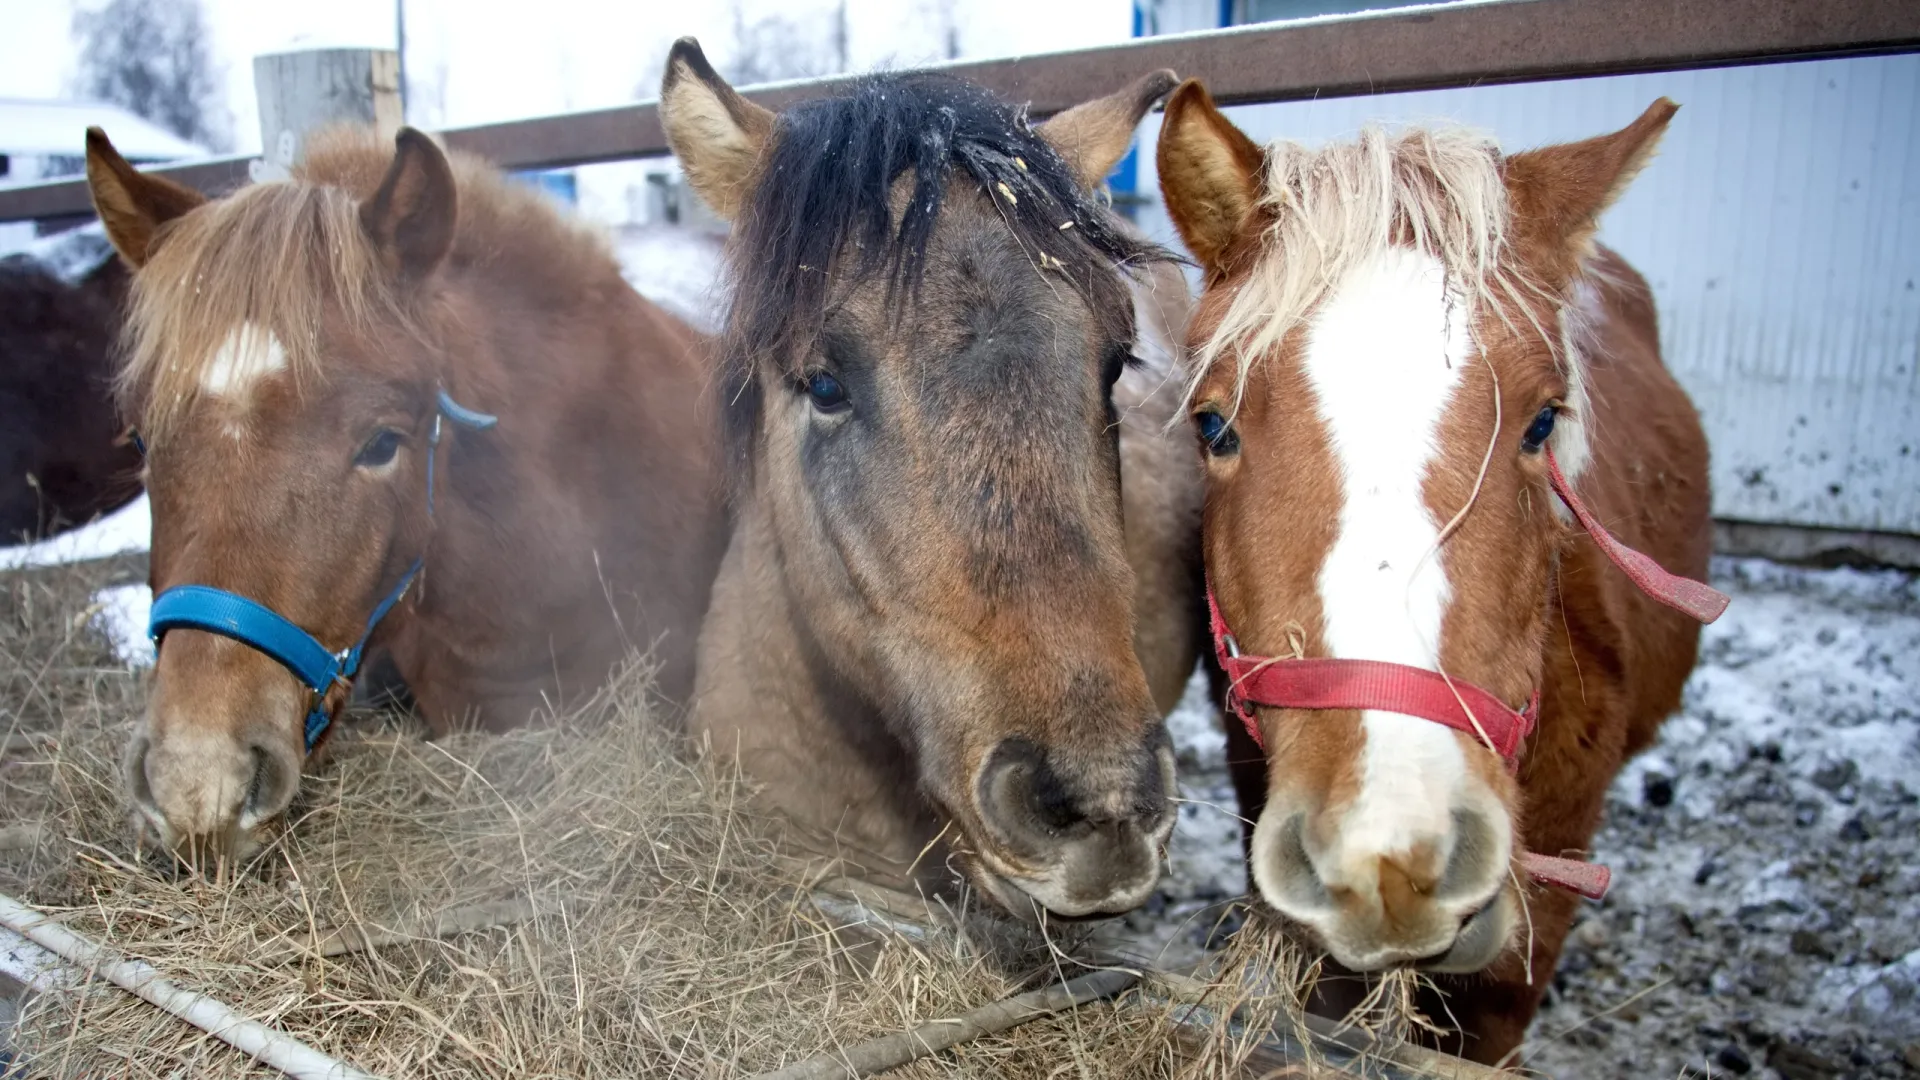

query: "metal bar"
xmin=0 ymin=892 xmax=385 ymax=1080
xmin=0 ymin=156 xmax=251 ymax=222
xmin=4 ymin=0 xmax=1916 ymax=222
xmin=751 ymin=967 xmax=1141 ymax=1080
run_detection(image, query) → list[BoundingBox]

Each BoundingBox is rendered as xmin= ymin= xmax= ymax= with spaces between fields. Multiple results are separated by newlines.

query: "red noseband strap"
xmin=1209 ymin=447 xmax=1730 ymax=902
xmin=1217 ymin=654 xmax=1538 ymax=760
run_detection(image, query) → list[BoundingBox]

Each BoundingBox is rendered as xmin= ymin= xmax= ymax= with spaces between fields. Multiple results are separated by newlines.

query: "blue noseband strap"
xmin=149 ymin=560 xmax=422 ymax=750
xmin=146 ymin=388 xmax=497 ymax=753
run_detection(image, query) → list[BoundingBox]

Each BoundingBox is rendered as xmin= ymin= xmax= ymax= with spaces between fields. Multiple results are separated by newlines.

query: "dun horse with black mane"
xmin=1157 ymin=84 xmax=1727 ymax=1060
xmin=86 ymin=125 xmax=727 ymax=867
xmin=660 ymin=41 xmax=1205 ymax=920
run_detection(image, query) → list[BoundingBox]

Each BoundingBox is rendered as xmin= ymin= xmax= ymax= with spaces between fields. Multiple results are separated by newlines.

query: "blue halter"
xmin=146 ymin=388 xmax=498 ymax=752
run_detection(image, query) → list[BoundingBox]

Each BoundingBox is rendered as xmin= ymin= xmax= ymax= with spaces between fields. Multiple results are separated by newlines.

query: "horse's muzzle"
xmin=967 ymin=734 xmax=1176 ymax=918
xmin=124 ymin=721 xmax=300 ymax=869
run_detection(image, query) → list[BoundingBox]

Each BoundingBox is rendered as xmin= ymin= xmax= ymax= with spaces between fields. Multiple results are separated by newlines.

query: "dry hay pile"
xmin=0 ymin=559 xmax=1384 ymax=1080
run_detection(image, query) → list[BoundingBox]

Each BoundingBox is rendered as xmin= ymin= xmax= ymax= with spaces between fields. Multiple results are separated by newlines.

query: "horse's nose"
xmin=1253 ymin=807 xmax=1513 ymax=972
xmin=973 ymin=733 xmax=1174 ymax=917
xmin=125 ymin=725 xmax=300 ymax=867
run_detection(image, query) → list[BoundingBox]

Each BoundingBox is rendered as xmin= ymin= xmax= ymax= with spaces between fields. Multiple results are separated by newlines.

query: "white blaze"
xmin=201 ymin=323 xmax=286 ymax=400
xmin=1299 ymin=246 xmax=1473 ymax=889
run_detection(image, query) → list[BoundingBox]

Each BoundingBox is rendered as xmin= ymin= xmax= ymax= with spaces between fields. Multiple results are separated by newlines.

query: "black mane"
xmin=719 ymin=73 xmax=1165 ymax=478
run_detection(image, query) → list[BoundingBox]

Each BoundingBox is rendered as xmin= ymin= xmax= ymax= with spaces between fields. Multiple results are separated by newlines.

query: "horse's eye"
xmin=803 ymin=369 xmax=850 ymax=413
xmin=1521 ymin=406 xmax=1557 ymax=454
xmin=355 ymin=429 xmax=404 ymax=468
xmin=1195 ymin=410 xmax=1239 ymax=457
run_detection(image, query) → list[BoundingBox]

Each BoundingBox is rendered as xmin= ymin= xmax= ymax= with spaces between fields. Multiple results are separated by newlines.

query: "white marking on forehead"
xmin=201 ymin=323 xmax=286 ymax=400
xmin=1300 ymin=246 xmax=1473 ymax=883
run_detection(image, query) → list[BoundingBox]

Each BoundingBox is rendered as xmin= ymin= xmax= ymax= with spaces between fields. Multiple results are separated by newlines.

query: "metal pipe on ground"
xmin=0 ymin=891 xmax=384 ymax=1080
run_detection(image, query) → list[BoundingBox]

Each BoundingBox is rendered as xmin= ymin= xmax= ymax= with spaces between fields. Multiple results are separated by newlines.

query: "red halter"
xmin=1209 ymin=448 xmax=1729 ymax=901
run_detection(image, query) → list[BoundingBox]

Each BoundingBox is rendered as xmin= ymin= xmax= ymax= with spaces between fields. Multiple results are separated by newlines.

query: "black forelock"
xmin=716 ymin=72 xmax=1168 ymax=485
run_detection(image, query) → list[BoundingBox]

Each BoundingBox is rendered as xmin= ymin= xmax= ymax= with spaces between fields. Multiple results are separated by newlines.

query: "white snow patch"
xmin=1527 ymin=555 xmax=1920 ymax=1073
xmin=0 ymin=927 xmax=75 ymax=995
xmin=1681 ymin=557 xmax=1920 ymax=790
xmin=1816 ymin=948 xmax=1920 ymax=1041
xmin=8 ymin=222 xmax=115 ymax=283
xmin=0 ymin=494 xmax=151 ymax=570
xmin=93 ymin=583 xmax=155 ymax=668
xmin=1736 ymin=858 xmax=1808 ymax=914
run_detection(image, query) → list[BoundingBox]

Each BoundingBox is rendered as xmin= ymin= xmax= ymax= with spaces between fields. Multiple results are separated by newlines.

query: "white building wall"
xmin=1130 ymin=54 xmax=1920 ymax=535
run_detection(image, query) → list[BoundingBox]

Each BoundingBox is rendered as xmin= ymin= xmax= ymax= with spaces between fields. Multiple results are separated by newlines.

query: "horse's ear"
xmin=85 ymin=127 xmax=207 ymax=269
xmin=1036 ymin=68 xmax=1178 ymax=190
xmin=1505 ymin=98 xmax=1677 ymax=262
xmin=1155 ymin=79 xmax=1263 ymax=278
xmin=660 ymin=37 xmax=774 ymax=222
xmin=360 ymin=127 xmax=458 ymax=281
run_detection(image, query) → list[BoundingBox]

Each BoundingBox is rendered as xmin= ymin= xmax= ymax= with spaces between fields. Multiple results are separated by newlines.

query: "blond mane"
xmin=119 ymin=127 xmax=615 ymax=439
xmin=1188 ymin=122 xmax=1569 ymax=416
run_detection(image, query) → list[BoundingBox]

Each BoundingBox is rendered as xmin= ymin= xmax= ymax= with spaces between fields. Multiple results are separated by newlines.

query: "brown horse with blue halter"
xmin=143 ymin=387 xmax=495 ymax=753
xmin=86 ymin=124 xmax=728 ymax=869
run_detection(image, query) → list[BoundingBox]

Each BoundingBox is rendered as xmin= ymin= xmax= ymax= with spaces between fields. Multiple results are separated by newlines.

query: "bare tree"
xmin=927 ymin=0 xmax=962 ymax=61
xmin=71 ymin=0 xmax=229 ymax=151
xmin=723 ymin=0 xmax=846 ymax=85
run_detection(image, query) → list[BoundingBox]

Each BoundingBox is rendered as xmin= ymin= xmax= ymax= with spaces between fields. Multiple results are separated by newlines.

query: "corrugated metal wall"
xmin=1132 ymin=55 xmax=1920 ymax=535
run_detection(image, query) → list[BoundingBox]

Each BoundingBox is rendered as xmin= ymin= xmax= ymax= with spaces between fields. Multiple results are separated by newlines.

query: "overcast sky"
xmin=0 ymin=0 xmax=1133 ymax=156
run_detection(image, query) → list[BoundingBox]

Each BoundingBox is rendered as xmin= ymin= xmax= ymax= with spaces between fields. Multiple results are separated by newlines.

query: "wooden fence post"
xmin=251 ymin=48 xmax=402 ymax=177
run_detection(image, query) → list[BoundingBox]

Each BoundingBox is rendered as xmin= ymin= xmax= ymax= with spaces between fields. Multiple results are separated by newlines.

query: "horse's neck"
xmin=1531 ymin=252 xmax=1711 ymax=806
xmin=691 ymin=501 xmax=938 ymax=862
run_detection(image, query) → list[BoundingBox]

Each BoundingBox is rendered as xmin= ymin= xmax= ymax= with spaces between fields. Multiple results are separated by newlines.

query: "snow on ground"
xmin=1526 ymin=557 xmax=1920 ymax=1078
xmin=91 ymin=583 xmax=154 ymax=668
xmin=0 ymin=223 xmax=114 ymax=281
xmin=0 ymin=495 xmax=149 ymax=572
xmin=1101 ymin=667 xmax=1249 ymax=970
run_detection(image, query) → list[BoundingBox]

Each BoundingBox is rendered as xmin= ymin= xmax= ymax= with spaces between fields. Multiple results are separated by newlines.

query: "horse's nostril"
xmin=971 ymin=735 xmax=1171 ymax=917
xmin=246 ymin=746 xmax=269 ymax=815
xmin=977 ymin=737 xmax=1167 ymax=848
xmin=1436 ymin=807 xmax=1501 ymax=902
xmin=124 ymin=734 xmax=158 ymax=811
xmin=240 ymin=739 xmax=297 ymax=825
xmin=1261 ymin=811 xmax=1333 ymax=911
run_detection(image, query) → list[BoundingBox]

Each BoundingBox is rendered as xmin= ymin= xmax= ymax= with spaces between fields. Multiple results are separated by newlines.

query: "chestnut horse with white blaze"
xmin=86 ymin=126 xmax=727 ymax=866
xmin=1157 ymin=84 xmax=1727 ymax=1061
xmin=660 ymin=40 xmax=1206 ymax=920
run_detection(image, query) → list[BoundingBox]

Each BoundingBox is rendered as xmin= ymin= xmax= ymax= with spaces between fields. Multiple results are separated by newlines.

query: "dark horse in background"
xmin=0 ymin=229 xmax=142 ymax=541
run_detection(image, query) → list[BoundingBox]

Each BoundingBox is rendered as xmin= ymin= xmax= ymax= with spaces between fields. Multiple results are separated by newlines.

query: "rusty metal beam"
xmin=0 ymin=156 xmax=252 ymax=224
xmin=3 ymin=0 xmax=1916 ymax=222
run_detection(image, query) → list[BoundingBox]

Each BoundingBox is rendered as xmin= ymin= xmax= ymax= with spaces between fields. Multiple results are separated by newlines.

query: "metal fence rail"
xmin=1 ymin=0 xmax=1916 ymax=223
